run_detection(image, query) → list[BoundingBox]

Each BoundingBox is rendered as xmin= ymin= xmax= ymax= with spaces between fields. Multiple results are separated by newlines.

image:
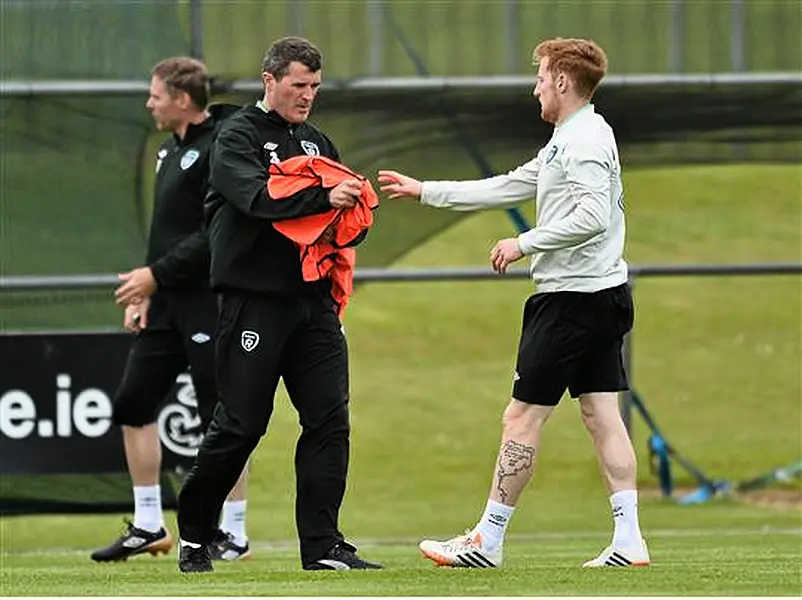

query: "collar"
xmin=254 ymin=101 xmax=296 ymax=129
xmin=173 ymin=114 xmax=213 ymax=146
xmin=555 ymin=103 xmax=594 ymax=131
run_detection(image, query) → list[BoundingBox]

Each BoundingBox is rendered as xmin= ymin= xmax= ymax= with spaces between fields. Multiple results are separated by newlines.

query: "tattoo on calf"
xmin=495 ymin=440 xmax=535 ymax=504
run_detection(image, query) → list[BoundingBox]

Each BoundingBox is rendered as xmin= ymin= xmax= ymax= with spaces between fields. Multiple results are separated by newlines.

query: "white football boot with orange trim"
xmin=582 ymin=539 xmax=650 ymax=568
xmin=419 ymin=530 xmax=502 ymax=568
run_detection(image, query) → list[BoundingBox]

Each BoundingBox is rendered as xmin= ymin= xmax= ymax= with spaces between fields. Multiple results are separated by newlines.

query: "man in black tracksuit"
xmin=176 ymin=37 xmax=382 ymax=572
xmin=91 ymin=57 xmax=250 ymax=563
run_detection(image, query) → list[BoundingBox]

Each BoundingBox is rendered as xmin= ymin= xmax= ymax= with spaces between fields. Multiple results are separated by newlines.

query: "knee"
xmin=501 ymin=400 xmax=548 ymax=438
xmin=207 ymin=402 xmax=268 ymax=443
xmin=192 ymin=382 xmax=218 ymax=432
xmin=580 ymin=394 xmax=626 ymax=440
xmin=302 ymin=403 xmax=350 ymax=437
xmin=579 ymin=401 xmax=598 ymax=434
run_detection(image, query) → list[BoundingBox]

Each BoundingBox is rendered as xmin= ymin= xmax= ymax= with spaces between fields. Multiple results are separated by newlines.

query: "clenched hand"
xmin=123 ymin=297 xmax=150 ymax=332
xmin=329 ymin=179 xmax=362 ymax=209
xmin=490 ymin=238 xmax=524 ymax=274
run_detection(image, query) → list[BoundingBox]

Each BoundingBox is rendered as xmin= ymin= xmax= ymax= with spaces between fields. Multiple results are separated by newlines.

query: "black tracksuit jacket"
xmin=145 ymin=103 xmax=240 ymax=292
xmin=205 ymin=104 xmax=341 ymax=296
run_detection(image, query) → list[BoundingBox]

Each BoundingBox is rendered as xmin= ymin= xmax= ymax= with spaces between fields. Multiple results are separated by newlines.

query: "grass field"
xmin=2 ymin=529 xmax=800 ymax=596
xmin=2 ymin=164 xmax=800 ymax=595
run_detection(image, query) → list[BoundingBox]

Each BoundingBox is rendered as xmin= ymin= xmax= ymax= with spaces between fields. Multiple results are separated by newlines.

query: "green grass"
xmin=2 ymin=529 xmax=801 ymax=596
xmin=1 ymin=163 xmax=801 ymax=595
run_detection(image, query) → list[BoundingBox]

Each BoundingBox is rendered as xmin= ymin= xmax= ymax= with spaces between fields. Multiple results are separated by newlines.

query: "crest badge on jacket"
xmin=180 ymin=148 xmax=200 ymax=170
xmin=300 ymin=140 xmax=320 ymax=156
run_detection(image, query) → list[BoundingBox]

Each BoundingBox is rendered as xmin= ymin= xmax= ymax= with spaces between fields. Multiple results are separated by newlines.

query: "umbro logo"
xmin=122 ymin=536 xmax=146 ymax=548
xmin=241 ymin=330 xmax=260 ymax=352
xmin=191 ymin=332 xmax=211 ymax=344
xmin=264 ymin=142 xmax=278 ymax=151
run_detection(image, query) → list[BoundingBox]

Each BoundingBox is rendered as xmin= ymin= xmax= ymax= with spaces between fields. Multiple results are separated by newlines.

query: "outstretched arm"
xmin=378 ymin=155 xmax=540 ymax=211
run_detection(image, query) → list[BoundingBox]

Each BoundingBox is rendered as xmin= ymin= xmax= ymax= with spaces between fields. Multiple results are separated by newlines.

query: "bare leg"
xmin=489 ymin=399 xmax=554 ymax=505
xmin=122 ymin=423 xmax=163 ymax=532
xmin=123 ymin=423 xmax=161 ymax=485
xmin=419 ymin=399 xmax=556 ymax=566
xmin=579 ymin=392 xmax=636 ymax=493
xmin=580 ymin=392 xmax=645 ymax=554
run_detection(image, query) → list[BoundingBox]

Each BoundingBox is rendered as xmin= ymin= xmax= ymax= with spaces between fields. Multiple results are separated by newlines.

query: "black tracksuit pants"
xmin=177 ymin=288 xmax=350 ymax=566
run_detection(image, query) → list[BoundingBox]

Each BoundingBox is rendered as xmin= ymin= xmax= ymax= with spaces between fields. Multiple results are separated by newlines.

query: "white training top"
xmin=420 ymin=104 xmax=628 ymax=293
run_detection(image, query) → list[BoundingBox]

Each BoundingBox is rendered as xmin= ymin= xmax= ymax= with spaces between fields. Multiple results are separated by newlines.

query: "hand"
xmin=490 ymin=238 xmax=525 ymax=274
xmin=377 ymin=170 xmax=422 ymax=200
xmin=329 ymin=179 xmax=361 ymax=209
xmin=115 ymin=267 xmax=157 ymax=306
xmin=123 ymin=297 xmax=150 ymax=332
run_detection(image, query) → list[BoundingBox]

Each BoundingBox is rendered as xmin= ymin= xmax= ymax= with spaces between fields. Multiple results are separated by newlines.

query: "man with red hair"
xmin=379 ymin=37 xmax=649 ymax=569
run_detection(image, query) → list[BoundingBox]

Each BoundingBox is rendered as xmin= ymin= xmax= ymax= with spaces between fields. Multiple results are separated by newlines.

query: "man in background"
xmin=91 ymin=57 xmax=250 ymax=564
xmin=379 ymin=37 xmax=649 ymax=569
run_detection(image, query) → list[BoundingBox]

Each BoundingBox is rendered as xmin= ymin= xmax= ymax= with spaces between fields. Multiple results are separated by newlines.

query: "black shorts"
xmin=512 ymin=282 xmax=634 ymax=406
xmin=112 ymin=290 xmax=218 ymax=429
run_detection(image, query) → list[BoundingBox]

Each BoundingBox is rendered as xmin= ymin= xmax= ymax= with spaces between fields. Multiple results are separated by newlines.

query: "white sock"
xmin=132 ymin=485 xmax=162 ymax=533
xmin=610 ymin=489 xmax=643 ymax=548
xmin=220 ymin=500 xmax=248 ymax=546
xmin=473 ymin=499 xmax=515 ymax=550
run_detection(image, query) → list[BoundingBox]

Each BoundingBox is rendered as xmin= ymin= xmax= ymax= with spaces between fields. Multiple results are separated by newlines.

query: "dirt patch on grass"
xmin=641 ymin=486 xmax=802 ymax=509
xmin=735 ymin=488 xmax=802 ymax=509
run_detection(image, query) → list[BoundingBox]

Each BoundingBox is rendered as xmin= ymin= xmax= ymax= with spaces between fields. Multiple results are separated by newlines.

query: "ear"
xmin=176 ymin=90 xmax=193 ymax=110
xmin=262 ymin=72 xmax=274 ymax=90
xmin=556 ymin=72 xmax=568 ymax=94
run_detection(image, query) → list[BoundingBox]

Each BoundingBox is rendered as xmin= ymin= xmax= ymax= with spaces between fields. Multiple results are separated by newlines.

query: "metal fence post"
xmin=730 ymin=0 xmax=747 ymax=160
xmin=730 ymin=0 xmax=745 ymax=72
xmin=668 ymin=0 xmax=684 ymax=72
xmin=368 ymin=0 xmax=384 ymax=77
xmin=621 ymin=277 xmax=635 ymax=436
xmin=189 ymin=0 xmax=204 ymax=60
xmin=504 ymin=0 xmax=519 ymax=74
xmin=290 ymin=0 xmax=305 ymax=35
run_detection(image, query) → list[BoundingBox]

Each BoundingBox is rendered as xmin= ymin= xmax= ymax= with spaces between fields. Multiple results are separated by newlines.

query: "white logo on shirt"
xmin=264 ymin=142 xmax=280 ymax=164
xmin=191 ymin=332 xmax=211 ymax=344
xmin=155 ymin=148 xmax=168 ymax=173
xmin=300 ymin=140 xmax=320 ymax=156
xmin=180 ymin=148 xmax=200 ymax=170
xmin=241 ymin=330 xmax=260 ymax=352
